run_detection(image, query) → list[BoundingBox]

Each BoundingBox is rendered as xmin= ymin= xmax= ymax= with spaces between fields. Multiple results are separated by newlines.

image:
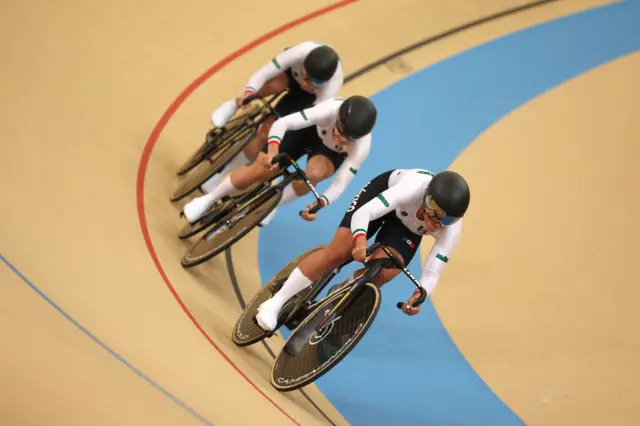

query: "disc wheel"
xmin=270 ymin=282 xmax=381 ymax=392
xmin=175 ymin=102 xmax=265 ymax=176
xmin=181 ymin=188 xmax=282 ymax=268
xmin=170 ymin=126 xmax=256 ymax=202
xmin=231 ymin=245 xmax=327 ymax=347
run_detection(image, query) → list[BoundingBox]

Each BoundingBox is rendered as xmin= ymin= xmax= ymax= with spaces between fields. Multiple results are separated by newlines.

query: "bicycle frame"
xmin=300 ymin=243 xmax=429 ymax=337
xmin=201 ymin=92 xmax=286 ymax=161
xmin=203 ymin=152 xmax=323 ymax=240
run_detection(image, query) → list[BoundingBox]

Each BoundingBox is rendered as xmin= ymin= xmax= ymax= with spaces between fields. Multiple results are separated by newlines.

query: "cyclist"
xmin=199 ymin=41 xmax=344 ymax=194
xmin=182 ymin=95 xmax=378 ymax=225
xmin=254 ymin=168 xmax=471 ymax=331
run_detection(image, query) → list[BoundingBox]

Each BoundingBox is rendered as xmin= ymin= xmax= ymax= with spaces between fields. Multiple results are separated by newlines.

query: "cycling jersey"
xmin=348 ymin=169 xmax=462 ymax=294
xmin=267 ymin=98 xmax=372 ymax=207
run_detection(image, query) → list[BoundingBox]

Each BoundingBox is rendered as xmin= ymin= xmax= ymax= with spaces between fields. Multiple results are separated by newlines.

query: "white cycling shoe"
xmin=211 ymin=101 xmax=238 ymax=128
xmin=182 ymin=194 xmax=215 ymax=223
xmin=255 ymin=297 xmax=282 ymax=332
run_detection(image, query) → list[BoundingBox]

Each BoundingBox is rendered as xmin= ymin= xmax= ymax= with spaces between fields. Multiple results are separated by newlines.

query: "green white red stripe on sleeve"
xmin=267 ymin=136 xmax=281 ymax=146
xmin=352 ymin=228 xmax=367 ymax=240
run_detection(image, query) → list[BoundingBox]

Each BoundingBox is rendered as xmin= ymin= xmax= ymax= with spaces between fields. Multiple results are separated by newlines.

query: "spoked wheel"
xmin=170 ymin=125 xmax=257 ymax=203
xmin=177 ymin=179 xmax=273 ymax=240
xmin=231 ymin=245 xmax=327 ymax=347
xmin=175 ymin=102 xmax=265 ymax=176
xmin=181 ymin=187 xmax=282 ymax=268
xmin=270 ymin=282 xmax=381 ymax=392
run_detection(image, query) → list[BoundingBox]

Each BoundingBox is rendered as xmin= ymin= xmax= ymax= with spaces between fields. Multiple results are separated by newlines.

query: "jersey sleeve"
xmin=418 ymin=221 xmax=462 ymax=295
xmin=318 ymin=135 xmax=370 ymax=206
xmin=350 ymin=174 xmax=418 ymax=240
xmin=266 ymin=100 xmax=335 ymax=148
xmin=243 ymin=44 xmax=307 ymax=96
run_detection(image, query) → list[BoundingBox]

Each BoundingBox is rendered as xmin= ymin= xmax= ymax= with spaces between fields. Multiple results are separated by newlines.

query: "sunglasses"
xmin=424 ymin=196 xmax=458 ymax=226
xmin=301 ymin=68 xmax=326 ymax=88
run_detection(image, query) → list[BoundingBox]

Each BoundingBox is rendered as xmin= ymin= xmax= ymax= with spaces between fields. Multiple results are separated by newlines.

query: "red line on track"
xmin=135 ymin=1 xmax=359 ymax=424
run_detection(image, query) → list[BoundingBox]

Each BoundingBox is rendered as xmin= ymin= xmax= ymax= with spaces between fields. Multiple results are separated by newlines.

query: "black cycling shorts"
xmin=273 ymin=68 xmax=317 ymax=117
xmin=261 ymin=122 xmax=347 ymax=171
xmin=338 ymin=169 xmax=423 ymax=266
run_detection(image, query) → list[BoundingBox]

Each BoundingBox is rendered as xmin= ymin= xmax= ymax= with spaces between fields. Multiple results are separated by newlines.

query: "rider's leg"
xmin=260 ymin=154 xmax=335 ymax=226
xmin=202 ymin=75 xmax=288 ymax=192
xmin=255 ymin=227 xmax=354 ymax=331
xmin=211 ymin=72 xmax=288 ymax=128
xmin=368 ymin=217 xmax=423 ymax=286
xmin=255 ymin=170 xmax=393 ymax=330
xmin=182 ymin=154 xmax=279 ymax=223
xmin=200 ymin=115 xmax=277 ymax=193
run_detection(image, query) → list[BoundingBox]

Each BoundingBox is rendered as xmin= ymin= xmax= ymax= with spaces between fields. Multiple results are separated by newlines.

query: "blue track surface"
xmin=259 ymin=2 xmax=640 ymax=425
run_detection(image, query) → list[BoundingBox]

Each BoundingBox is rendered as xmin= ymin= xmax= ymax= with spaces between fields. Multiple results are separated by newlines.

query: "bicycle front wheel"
xmin=270 ymin=282 xmax=381 ymax=392
xmin=170 ymin=126 xmax=256 ymax=202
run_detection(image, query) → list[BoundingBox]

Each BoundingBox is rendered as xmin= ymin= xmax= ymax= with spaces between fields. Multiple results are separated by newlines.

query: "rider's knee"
xmin=306 ymin=168 xmax=330 ymax=184
xmin=306 ymin=162 xmax=333 ymax=184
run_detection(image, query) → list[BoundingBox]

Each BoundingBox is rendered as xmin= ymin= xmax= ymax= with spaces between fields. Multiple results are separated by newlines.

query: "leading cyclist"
xmin=254 ymin=168 xmax=471 ymax=331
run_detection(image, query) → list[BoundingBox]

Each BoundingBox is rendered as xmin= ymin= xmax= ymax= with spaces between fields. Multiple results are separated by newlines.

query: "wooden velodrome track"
xmin=2 ymin=0 xmax=639 ymax=425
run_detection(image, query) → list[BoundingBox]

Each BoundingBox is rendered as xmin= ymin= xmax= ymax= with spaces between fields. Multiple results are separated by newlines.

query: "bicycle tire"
xmin=270 ymin=282 xmax=381 ymax=392
xmin=231 ymin=245 xmax=327 ymax=347
xmin=175 ymin=101 xmax=266 ymax=176
xmin=170 ymin=126 xmax=256 ymax=202
xmin=181 ymin=187 xmax=282 ymax=268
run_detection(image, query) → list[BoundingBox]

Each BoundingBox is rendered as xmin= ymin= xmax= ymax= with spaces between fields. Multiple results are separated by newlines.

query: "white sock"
xmin=277 ymin=185 xmax=300 ymax=208
xmin=271 ymin=267 xmax=313 ymax=308
xmin=206 ymin=174 xmax=240 ymax=203
xmin=201 ymin=151 xmax=250 ymax=193
xmin=200 ymin=172 xmax=224 ymax=194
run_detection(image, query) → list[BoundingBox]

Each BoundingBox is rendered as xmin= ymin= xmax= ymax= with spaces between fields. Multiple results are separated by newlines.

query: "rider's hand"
xmin=351 ymin=236 xmax=369 ymax=263
xmin=401 ymin=290 xmax=422 ymax=316
xmin=259 ymin=152 xmax=279 ymax=172
xmin=235 ymin=92 xmax=254 ymax=109
xmin=301 ymin=201 xmax=321 ymax=222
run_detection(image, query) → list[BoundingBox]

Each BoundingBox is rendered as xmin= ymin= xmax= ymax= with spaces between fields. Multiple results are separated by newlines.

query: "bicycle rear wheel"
xmin=232 ymin=245 xmax=326 ymax=347
xmin=181 ymin=187 xmax=282 ymax=268
xmin=177 ymin=179 xmax=273 ymax=240
xmin=270 ymin=282 xmax=381 ymax=392
xmin=175 ymin=101 xmax=266 ymax=176
xmin=170 ymin=126 xmax=256 ymax=202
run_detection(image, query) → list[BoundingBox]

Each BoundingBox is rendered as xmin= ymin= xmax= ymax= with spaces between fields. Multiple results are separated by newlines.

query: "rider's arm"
xmin=266 ymin=99 xmax=335 ymax=152
xmin=350 ymin=177 xmax=417 ymax=240
xmin=418 ymin=222 xmax=462 ymax=295
xmin=318 ymin=136 xmax=371 ymax=207
xmin=243 ymin=42 xmax=311 ymax=96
